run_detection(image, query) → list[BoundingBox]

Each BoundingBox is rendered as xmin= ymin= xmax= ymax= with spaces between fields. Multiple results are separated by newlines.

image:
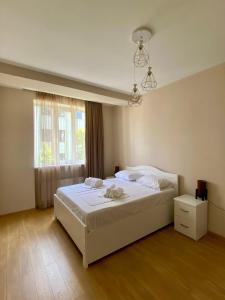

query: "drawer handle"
xmin=180 ymin=208 xmax=190 ymax=213
xmin=180 ymin=223 xmax=189 ymax=229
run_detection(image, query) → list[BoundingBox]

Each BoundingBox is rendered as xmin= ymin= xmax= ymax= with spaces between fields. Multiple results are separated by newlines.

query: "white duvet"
xmin=56 ymin=178 xmax=176 ymax=231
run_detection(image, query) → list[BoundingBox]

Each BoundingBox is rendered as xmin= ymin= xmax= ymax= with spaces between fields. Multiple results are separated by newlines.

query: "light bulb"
xmin=128 ymin=84 xmax=142 ymax=106
xmin=133 ymin=40 xmax=149 ymax=68
xmin=141 ymin=66 xmax=157 ymax=90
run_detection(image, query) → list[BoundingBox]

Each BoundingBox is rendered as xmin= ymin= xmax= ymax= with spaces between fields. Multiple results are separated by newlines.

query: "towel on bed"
xmin=85 ymin=177 xmax=103 ymax=188
xmin=104 ymin=184 xmax=124 ymax=199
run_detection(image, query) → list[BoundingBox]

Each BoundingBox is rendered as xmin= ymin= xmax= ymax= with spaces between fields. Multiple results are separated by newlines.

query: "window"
xmin=34 ymin=95 xmax=85 ymax=167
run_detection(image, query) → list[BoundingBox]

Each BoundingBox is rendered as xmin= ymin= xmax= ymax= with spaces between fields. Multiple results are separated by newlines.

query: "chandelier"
xmin=128 ymin=27 xmax=157 ymax=106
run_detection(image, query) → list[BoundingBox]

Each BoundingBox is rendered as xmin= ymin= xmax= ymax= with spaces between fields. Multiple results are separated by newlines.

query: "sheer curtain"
xmin=34 ymin=92 xmax=85 ymax=167
xmin=34 ymin=92 xmax=85 ymax=208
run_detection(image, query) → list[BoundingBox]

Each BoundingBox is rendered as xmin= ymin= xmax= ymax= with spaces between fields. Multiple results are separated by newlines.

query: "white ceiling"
xmin=1 ymin=0 xmax=225 ymax=93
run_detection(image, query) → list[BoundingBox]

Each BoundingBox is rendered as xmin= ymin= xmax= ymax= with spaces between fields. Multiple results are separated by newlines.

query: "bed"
xmin=54 ymin=165 xmax=178 ymax=268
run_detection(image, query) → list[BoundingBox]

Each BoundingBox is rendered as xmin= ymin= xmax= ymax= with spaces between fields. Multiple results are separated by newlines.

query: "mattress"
xmin=56 ymin=178 xmax=176 ymax=231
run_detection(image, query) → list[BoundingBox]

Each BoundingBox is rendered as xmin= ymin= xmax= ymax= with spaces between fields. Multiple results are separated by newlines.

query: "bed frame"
xmin=54 ymin=166 xmax=178 ymax=268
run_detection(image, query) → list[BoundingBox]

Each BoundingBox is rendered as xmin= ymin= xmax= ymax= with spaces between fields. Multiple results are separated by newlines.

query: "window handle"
xmin=180 ymin=208 xmax=189 ymax=213
xmin=180 ymin=223 xmax=189 ymax=229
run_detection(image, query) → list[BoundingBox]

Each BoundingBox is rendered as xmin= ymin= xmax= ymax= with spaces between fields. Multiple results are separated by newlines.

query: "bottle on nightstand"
xmin=174 ymin=194 xmax=208 ymax=241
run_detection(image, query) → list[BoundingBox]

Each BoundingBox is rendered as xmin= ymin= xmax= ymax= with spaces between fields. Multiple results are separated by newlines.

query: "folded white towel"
xmin=84 ymin=177 xmax=103 ymax=188
xmin=104 ymin=184 xmax=124 ymax=199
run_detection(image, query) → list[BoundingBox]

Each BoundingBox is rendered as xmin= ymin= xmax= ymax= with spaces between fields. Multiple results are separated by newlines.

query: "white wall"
xmin=113 ymin=63 xmax=225 ymax=238
xmin=0 ymin=87 xmax=35 ymax=214
xmin=0 ymin=86 xmax=115 ymax=215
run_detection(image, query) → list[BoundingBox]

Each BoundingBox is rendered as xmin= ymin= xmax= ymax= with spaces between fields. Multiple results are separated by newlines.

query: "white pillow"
xmin=115 ymin=170 xmax=142 ymax=181
xmin=136 ymin=174 xmax=172 ymax=190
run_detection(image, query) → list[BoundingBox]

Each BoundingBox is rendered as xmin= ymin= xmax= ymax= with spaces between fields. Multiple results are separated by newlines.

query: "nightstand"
xmin=174 ymin=194 xmax=208 ymax=240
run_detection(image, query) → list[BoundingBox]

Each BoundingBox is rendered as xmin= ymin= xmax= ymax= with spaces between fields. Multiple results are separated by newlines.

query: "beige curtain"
xmin=34 ymin=92 xmax=85 ymax=208
xmin=85 ymin=101 xmax=104 ymax=178
xmin=34 ymin=92 xmax=85 ymax=167
xmin=35 ymin=164 xmax=85 ymax=209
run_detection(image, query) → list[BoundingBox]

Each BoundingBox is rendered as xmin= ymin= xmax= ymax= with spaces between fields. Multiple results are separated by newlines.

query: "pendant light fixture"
xmin=129 ymin=58 xmax=142 ymax=106
xmin=129 ymin=27 xmax=157 ymax=106
xmin=133 ymin=39 xmax=149 ymax=68
xmin=129 ymin=83 xmax=142 ymax=106
xmin=141 ymin=66 xmax=157 ymax=90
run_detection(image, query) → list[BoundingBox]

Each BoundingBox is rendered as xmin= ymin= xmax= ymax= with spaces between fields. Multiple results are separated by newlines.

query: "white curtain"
xmin=34 ymin=92 xmax=85 ymax=208
xmin=35 ymin=164 xmax=85 ymax=209
xmin=34 ymin=92 xmax=85 ymax=167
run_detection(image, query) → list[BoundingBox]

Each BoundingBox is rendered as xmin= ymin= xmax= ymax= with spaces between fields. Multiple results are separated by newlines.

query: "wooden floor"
xmin=1 ymin=209 xmax=225 ymax=300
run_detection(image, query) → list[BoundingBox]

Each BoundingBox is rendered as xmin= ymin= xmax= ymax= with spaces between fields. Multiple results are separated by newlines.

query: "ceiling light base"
xmin=132 ymin=27 xmax=152 ymax=44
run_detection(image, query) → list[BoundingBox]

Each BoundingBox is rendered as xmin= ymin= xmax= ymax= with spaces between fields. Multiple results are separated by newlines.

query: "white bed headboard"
xmin=126 ymin=165 xmax=179 ymax=195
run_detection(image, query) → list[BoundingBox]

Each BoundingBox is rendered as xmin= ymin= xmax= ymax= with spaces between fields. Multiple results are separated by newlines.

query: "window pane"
xmin=75 ymin=111 xmax=85 ymax=163
xmin=34 ymin=100 xmax=85 ymax=167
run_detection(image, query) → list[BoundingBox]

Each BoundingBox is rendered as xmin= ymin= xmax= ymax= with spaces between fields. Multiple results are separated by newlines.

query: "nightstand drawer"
xmin=175 ymin=201 xmax=195 ymax=220
xmin=174 ymin=216 xmax=195 ymax=239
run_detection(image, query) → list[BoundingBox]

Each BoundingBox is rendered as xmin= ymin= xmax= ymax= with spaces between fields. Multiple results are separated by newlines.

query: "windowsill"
xmin=34 ymin=163 xmax=85 ymax=169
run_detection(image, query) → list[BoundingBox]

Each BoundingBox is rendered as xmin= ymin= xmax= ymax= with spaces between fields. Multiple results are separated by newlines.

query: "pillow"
xmin=115 ymin=170 xmax=142 ymax=181
xmin=136 ymin=174 xmax=172 ymax=190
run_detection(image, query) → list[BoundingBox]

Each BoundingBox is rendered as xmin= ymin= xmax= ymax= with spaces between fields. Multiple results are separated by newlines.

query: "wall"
xmin=0 ymin=86 xmax=114 ymax=215
xmin=0 ymin=87 xmax=35 ymax=215
xmin=113 ymin=63 xmax=225 ymax=237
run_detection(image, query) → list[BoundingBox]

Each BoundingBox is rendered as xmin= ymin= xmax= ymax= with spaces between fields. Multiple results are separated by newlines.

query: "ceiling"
xmin=1 ymin=0 xmax=225 ymax=93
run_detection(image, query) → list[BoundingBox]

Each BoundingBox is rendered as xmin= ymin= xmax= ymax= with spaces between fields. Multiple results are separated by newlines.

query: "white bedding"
xmin=56 ymin=178 xmax=176 ymax=231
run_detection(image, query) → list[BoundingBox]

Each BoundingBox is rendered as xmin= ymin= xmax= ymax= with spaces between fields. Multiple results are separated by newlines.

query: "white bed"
xmin=54 ymin=166 xmax=178 ymax=268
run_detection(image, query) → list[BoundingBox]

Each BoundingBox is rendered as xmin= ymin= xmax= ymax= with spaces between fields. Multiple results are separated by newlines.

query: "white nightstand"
xmin=174 ymin=194 xmax=208 ymax=240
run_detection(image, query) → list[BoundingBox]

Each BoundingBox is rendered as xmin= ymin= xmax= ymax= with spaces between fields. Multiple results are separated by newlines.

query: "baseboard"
xmin=0 ymin=207 xmax=36 ymax=217
xmin=208 ymin=230 xmax=225 ymax=241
